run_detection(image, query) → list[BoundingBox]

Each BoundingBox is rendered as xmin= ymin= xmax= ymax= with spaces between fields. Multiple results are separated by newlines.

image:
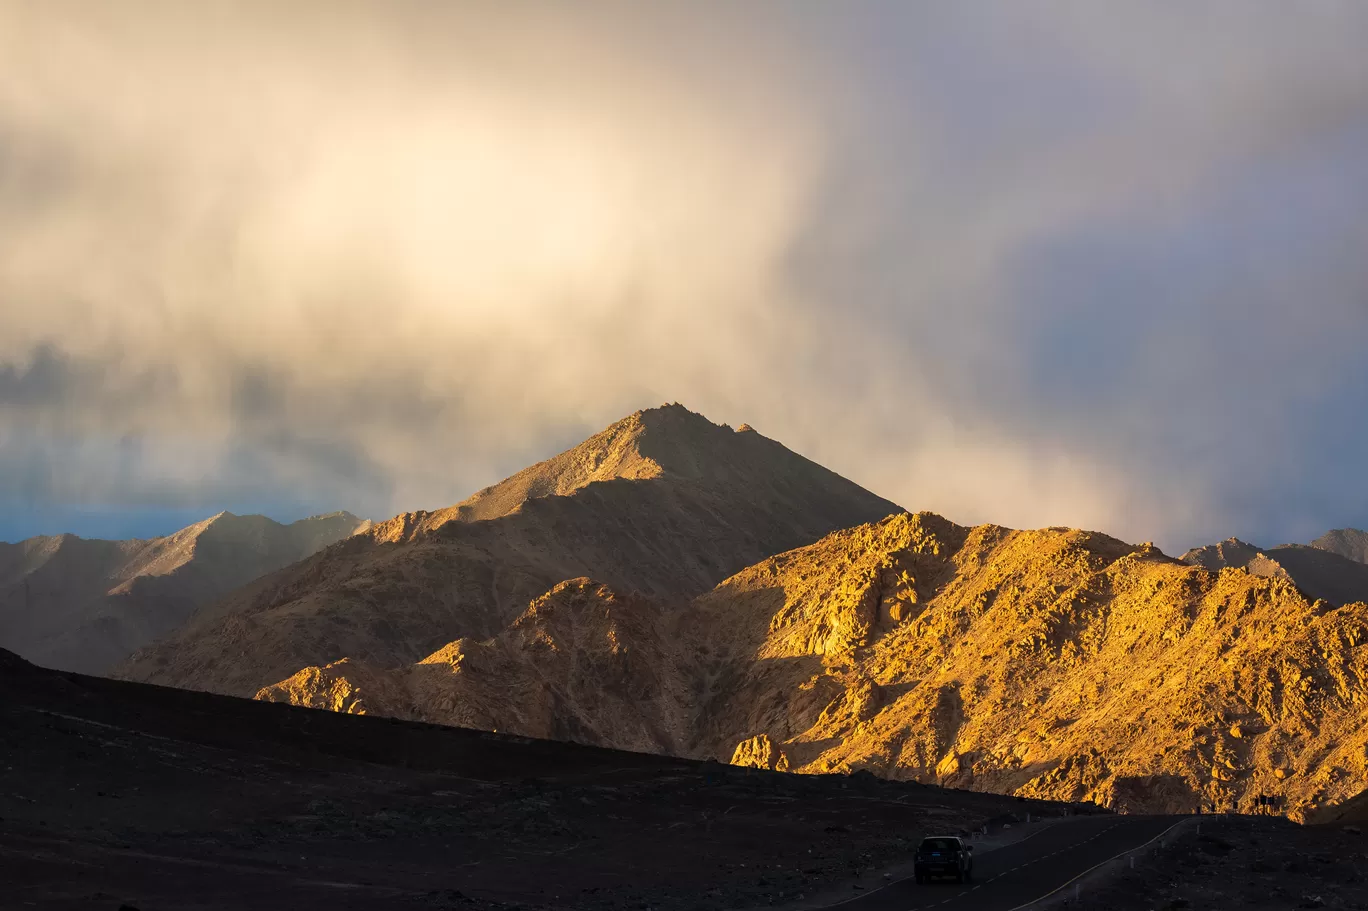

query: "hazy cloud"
xmin=1 ymin=1 xmax=1366 ymax=550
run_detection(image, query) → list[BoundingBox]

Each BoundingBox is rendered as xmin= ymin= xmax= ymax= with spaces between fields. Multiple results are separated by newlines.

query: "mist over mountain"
xmin=4 ymin=4 xmax=1368 ymax=553
xmin=0 ymin=511 xmax=368 ymax=673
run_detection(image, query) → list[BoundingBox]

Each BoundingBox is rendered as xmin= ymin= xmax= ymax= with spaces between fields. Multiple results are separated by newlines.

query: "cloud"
xmin=1 ymin=1 xmax=1367 ymax=550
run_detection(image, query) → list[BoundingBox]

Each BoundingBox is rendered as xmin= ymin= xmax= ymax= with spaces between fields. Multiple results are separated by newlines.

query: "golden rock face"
xmin=255 ymin=510 xmax=1368 ymax=821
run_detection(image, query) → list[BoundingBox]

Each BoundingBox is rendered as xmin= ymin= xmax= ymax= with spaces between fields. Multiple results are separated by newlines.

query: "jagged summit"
xmin=384 ymin=403 xmax=887 ymax=538
xmin=420 ymin=407 xmax=679 ymax=529
xmin=1179 ymin=537 xmax=1263 ymax=571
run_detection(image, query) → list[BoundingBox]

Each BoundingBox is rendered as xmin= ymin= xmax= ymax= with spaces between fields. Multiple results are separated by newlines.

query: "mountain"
xmin=1312 ymin=528 xmax=1368 ymax=564
xmin=260 ymin=511 xmax=1368 ymax=821
xmin=1179 ymin=537 xmax=1263 ymax=572
xmin=1180 ymin=536 xmax=1368 ymax=606
xmin=118 ymin=404 xmax=902 ymax=696
xmin=0 ymin=511 xmax=369 ymax=674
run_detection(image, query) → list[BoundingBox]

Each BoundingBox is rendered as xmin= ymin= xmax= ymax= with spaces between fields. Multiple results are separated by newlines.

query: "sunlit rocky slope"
xmin=0 ymin=511 xmax=368 ymax=674
xmin=260 ymin=512 xmax=1368 ymax=822
xmin=119 ymin=404 xmax=901 ymax=695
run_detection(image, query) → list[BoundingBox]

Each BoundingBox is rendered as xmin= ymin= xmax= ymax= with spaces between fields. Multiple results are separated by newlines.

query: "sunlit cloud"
xmin=2 ymin=1 xmax=1367 ymax=550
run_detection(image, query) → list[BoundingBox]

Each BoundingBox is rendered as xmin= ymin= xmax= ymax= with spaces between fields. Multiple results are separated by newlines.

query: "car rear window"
xmin=920 ymin=838 xmax=958 ymax=851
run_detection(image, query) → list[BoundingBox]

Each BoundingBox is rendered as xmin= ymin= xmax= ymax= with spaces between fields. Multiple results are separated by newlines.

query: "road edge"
xmin=1003 ymin=816 xmax=1198 ymax=911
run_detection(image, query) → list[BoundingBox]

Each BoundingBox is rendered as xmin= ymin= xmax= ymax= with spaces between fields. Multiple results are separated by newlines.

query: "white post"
xmin=1196 ymin=822 xmax=1201 ymax=835
xmin=1075 ymin=884 xmax=1080 ymax=902
xmin=1026 ymin=812 xmax=1031 ymax=823
xmin=1129 ymin=855 xmax=1135 ymax=870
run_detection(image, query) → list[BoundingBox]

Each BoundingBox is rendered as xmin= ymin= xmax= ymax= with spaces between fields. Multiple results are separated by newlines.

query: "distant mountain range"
xmin=7 ymin=402 xmax=1368 ymax=823
xmin=0 ymin=511 xmax=370 ymax=673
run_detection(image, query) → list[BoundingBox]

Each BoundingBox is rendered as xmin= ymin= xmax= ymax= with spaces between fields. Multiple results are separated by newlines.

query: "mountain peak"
xmin=121 ymin=404 xmax=902 ymax=696
xmin=407 ymin=403 xmax=897 ymax=533
xmin=1310 ymin=528 xmax=1368 ymax=564
xmin=1180 ymin=537 xmax=1264 ymax=571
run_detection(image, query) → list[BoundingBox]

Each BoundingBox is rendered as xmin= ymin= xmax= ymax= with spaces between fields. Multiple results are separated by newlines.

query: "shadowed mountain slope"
xmin=119 ymin=404 xmax=901 ymax=696
xmin=1312 ymin=528 xmax=1368 ymax=565
xmin=0 ymin=511 xmax=369 ymax=674
xmin=1180 ymin=537 xmax=1368 ymax=606
xmin=261 ymin=511 xmax=1368 ymax=821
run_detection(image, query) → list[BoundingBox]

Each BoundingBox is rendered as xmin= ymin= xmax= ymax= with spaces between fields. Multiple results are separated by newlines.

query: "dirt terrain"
xmin=1 ymin=647 xmax=1092 ymax=911
xmin=117 ymin=405 xmax=899 ymax=697
xmin=261 ymin=512 xmax=1368 ymax=821
xmin=1083 ymin=814 xmax=1368 ymax=911
xmin=0 ymin=511 xmax=367 ymax=674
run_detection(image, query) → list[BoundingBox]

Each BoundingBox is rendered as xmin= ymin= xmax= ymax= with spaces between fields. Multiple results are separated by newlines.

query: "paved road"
xmin=823 ymin=815 xmax=1183 ymax=910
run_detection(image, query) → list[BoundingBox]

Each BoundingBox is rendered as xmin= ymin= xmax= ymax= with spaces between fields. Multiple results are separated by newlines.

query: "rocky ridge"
xmin=1181 ymin=536 xmax=1368 ymax=606
xmin=0 ymin=511 xmax=369 ymax=673
xmin=1313 ymin=528 xmax=1368 ymax=565
xmin=120 ymin=404 xmax=901 ymax=696
xmin=260 ymin=511 xmax=1368 ymax=821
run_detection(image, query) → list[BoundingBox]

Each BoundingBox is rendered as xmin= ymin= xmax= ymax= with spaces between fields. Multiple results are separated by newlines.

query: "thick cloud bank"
xmin=2 ymin=2 xmax=1367 ymax=550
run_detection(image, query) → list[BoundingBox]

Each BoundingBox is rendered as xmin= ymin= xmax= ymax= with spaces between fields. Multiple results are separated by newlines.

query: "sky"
xmin=1 ymin=1 xmax=1367 ymax=553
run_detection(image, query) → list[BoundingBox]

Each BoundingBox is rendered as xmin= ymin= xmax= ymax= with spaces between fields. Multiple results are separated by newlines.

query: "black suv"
xmin=914 ymin=835 xmax=973 ymax=884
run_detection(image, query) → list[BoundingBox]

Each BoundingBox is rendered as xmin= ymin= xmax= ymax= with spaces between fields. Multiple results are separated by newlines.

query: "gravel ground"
xmin=1080 ymin=814 xmax=1368 ymax=911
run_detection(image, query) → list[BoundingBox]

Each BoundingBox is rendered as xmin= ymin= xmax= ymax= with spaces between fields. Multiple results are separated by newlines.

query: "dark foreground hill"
xmin=0 ymin=647 xmax=1083 ymax=911
xmin=0 ymin=510 xmax=369 ymax=673
xmin=118 ymin=404 xmax=900 ymax=696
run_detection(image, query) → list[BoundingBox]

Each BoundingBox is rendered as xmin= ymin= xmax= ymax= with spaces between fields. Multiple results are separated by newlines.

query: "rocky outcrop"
xmin=258 ymin=578 xmax=695 ymax=754
xmin=731 ymin=734 xmax=789 ymax=772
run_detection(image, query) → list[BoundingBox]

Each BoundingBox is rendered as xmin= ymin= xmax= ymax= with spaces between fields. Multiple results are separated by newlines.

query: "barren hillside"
xmin=261 ymin=512 xmax=1368 ymax=821
xmin=0 ymin=511 xmax=368 ymax=673
xmin=120 ymin=404 xmax=901 ymax=696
